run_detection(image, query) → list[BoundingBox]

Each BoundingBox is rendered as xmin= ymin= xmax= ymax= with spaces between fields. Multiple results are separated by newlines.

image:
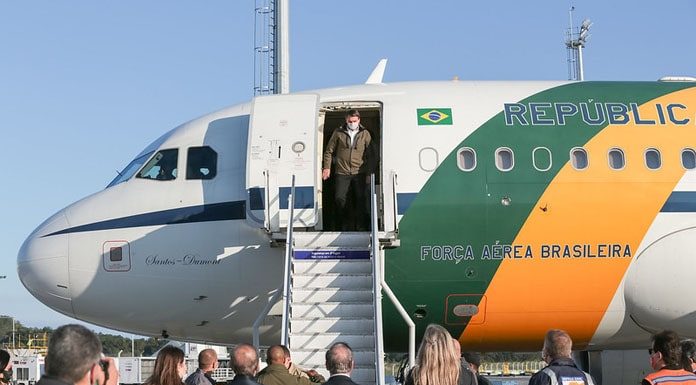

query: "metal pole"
xmin=280 ymin=175 xmax=296 ymax=345
xmin=578 ymin=44 xmax=584 ymax=81
xmin=131 ymin=334 xmax=135 ymax=356
xmin=11 ymin=318 xmax=14 ymax=350
xmin=275 ymin=0 xmax=290 ymax=94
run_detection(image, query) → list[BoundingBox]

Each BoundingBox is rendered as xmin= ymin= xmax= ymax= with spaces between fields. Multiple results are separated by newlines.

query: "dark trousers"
xmin=334 ymin=173 xmax=368 ymax=231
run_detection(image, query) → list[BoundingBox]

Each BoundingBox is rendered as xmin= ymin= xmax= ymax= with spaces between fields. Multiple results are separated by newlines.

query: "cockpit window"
xmin=187 ymin=146 xmax=218 ymax=180
xmin=136 ymin=149 xmax=179 ymax=181
xmin=106 ymin=128 xmax=177 ymax=188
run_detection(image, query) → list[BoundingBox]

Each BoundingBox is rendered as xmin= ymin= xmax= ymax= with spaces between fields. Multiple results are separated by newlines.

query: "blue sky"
xmin=1 ymin=1 xmax=694 ymax=334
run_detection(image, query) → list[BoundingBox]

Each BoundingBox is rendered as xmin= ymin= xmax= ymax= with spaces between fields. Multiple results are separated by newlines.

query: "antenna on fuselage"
xmin=254 ymin=0 xmax=290 ymax=95
xmin=565 ymin=6 xmax=591 ymax=81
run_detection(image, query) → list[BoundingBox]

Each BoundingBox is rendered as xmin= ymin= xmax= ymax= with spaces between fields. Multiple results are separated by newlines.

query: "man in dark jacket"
xmin=186 ymin=349 xmax=218 ymax=385
xmin=228 ymin=344 xmax=262 ymax=385
xmin=322 ymin=109 xmax=375 ymax=231
xmin=462 ymin=352 xmax=491 ymax=385
xmin=323 ymin=343 xmax=360 ymax=385
xmin=36 ymin=324 xmax=118 ymax=385
xmin=528 ymin=329 xmax=595 ymax=385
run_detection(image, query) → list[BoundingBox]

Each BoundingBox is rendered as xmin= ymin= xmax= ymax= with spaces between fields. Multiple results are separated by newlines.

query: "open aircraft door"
xmin=246 ymin=93 xmax=319 ymax=232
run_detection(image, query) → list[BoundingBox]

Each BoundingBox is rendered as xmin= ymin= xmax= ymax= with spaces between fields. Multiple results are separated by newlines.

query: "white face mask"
xmin=347 ymin=122 xmax=359 ymax=130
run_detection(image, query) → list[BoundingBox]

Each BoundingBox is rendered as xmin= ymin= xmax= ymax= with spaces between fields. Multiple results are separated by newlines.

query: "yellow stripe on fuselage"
xmin=460 ymin=87 xmax=696 ymax=351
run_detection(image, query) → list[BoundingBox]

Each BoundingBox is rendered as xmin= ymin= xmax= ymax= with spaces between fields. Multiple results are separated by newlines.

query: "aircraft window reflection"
xmin=107 ymin=151 xmax=154 ymax=187
xmin=608 ymin=148 xmax=625 ymax=170
xmin=682 ymin=149 xmax=696 ymax=170
xmin=136 ymin=149 xmax=179 ymax=181
xmin=570 ymin=147 xmax=588 ymax=170
xmin=457 ymin=148 xmax=476 ymax=172
xmin=645 ymin=148 xmax=661 ymax=170
xmin=495 ymin=148 xmax=514 ymax=171
xmin=187 ymin=146 xmax=218 ymax=180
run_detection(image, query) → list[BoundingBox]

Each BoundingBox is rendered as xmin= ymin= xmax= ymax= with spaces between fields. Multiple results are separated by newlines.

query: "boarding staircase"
xmin=253 ymin=175 xmax=415 ymax=385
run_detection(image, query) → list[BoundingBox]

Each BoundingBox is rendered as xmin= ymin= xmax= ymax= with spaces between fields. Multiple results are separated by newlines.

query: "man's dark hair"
xmin=653 ymin=330 xmax=682 ymax=368
xmin=462 ymin=352 xmax=481 ymax=368
xmin=345 ymin=109 xmax=360 ymax=118
xmin=232 ymin=344 xmax=258 ymax=377
xmin=681 ymin=340 xmax=696 ymax=371
xmin=0 ymin=350 xmax=10 ymax=372
xmin=325 ymin=342 xmax=353 ymax=375
xmin=45 ymin=324 xmax=102 ymax=383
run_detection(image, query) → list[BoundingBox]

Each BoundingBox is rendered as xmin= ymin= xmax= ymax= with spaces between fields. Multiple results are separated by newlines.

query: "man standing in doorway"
xmin=322 ymin=109 xmax=375 ymax=231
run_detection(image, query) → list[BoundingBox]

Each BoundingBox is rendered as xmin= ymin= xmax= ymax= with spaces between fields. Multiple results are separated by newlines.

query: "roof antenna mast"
xmin=565 ymin=6 xmax=592 ymax=81
xmin=254 ymin=0 xmax=290 ymax=95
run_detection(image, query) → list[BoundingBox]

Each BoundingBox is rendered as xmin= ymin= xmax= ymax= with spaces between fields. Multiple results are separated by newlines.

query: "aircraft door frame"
xmin=247 ymin=94 xmax=319 ymax=232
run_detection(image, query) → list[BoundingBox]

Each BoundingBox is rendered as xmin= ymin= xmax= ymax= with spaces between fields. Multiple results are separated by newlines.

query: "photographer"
xmin=36 ymin=324 xmax=118 ymax=385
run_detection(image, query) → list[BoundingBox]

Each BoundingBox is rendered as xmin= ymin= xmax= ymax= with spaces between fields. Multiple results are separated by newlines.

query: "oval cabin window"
xmin=533 ymin=147 xmax=552 ymax=171
xmin=495 ymin=148 xmax=514 ymax=171
xmin=682 ymin=149 xmax=696 ymax=170
xmin=457 ymin=148 xmax=477 ymax=171
xmin=570 ymin=147 xmax=588 ymax=170
xmin=608 ymin=148 xmax=625 ymax=170
xmin=645 ymin=148 xmax=661 ymax=170
xmin=419 ymin=147 xmax=439 ymax=172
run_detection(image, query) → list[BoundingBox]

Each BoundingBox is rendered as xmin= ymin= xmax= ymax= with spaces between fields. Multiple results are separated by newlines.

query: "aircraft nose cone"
xmin=17 ymin=210 xmax=74 ymax=317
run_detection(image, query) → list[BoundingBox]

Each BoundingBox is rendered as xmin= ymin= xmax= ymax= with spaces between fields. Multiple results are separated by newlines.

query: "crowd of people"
xmin=3 ymin=323 xmax=696 ymax=385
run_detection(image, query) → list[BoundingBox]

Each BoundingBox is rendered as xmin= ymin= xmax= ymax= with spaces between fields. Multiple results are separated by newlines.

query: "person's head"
xmin=0 ymin=349 xmax=12 ymax=384
xmin=344 ymin=110 xmax=361 ymax=130
xmin=413 ymin=324 xmax=460 ymax=385
xmin=146 ymin=346 xmax=186 ymax=385
xmin=325 ymin=342 xmax=354 ymax=375
xmin=45 ymin=324 xmax=103 ymax=385
xmin=198 ymin=349 xmax=218 ymax=371
xmin=232 ymin=344 xmax=259 ymax=377
xmin=266 ymin=345 xmax=290 ymax=367
xmin=462 ymin=352 xmax=482 ymax=373
xmin=650 ymin=330 xmax=682 ymax=370
xmin=681 ymin=340 xmax=696 ymax=371
xmin=541 ymin=329 xmax=573 ymax=363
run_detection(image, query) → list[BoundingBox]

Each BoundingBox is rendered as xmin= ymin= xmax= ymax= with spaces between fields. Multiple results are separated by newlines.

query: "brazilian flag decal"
xmin=417 ymin=108 xmax=453 ymax=125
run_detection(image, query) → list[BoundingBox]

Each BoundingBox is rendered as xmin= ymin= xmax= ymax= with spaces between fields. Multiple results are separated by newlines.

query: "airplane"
xmin=17 ymin=77 xmax=696 ymax=360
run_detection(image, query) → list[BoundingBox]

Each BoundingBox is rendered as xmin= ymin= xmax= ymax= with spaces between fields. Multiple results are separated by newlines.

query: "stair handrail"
xmin=252 ymin=289 xmax=281 ymax=348
xmin=372 ymin=174 xmax=416 ymax=376
xmin=370 ymin=174 xmax=386 ymax=385
xmin=391 ymin=171 xmax=399 ymax=233
xmin=280 ymin=174 xmax=296 ymax=346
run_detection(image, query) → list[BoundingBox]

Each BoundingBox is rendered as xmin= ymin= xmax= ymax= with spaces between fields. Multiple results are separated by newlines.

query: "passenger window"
xmin=533 ymin=147 xmax=552 ymax=171
xmin=457 ymin=148 xmax=476 ymax=171
xmin=682 ymin=149 xmax=696 ymax=170
xmin=608 ymin=148 xmax=625 ymax=170
xmin=136 ymin=149 xmax=178 ymax=180
xmin=570 ymin=147 xmax=588 ymax=170
xmin=187 ymin=146 xmax=218 ymax=180
xmin=645 ymin=148 xmax=661 ymax=170
xmin=419 ymin=147 xmax=439 ymax=172
xmin=495 ymin=147 xmax=514 ymax=171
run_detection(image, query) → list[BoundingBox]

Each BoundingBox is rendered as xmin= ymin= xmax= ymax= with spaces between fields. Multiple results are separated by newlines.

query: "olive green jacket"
xmin=257 ymin=364 xmax=315 ymax=385
xmin=322 ymin=125 xmax=376 ymax=176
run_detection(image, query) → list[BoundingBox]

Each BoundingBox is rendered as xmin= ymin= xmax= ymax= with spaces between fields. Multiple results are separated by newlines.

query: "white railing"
xmin=252 ymin=289 xmax=281 ymax=348
xmin=280 ymin=174 xmax=296 ymax=346
xmin=371 ymin=174 xmax=415 ymax=385
xmin=263 ymin=169 xmax=271 ymax=231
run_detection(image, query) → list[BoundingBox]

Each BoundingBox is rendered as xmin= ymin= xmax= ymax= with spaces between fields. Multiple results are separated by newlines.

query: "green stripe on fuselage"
xmin=382 ymin=81 xmax=696 ymax=351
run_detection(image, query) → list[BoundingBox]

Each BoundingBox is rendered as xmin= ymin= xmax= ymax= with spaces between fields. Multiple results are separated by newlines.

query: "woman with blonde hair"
xmin=406 ymin=324 xmax=476 ymax=385
xmin=144 ymin=346 xmax=187 ymax=385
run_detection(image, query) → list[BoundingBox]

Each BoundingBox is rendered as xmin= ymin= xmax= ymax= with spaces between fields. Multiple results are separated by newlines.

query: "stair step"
xmin=292 ymin=274 xmax=372 ymax=289
xmin=292 ymin=303 xmax=373 ymax=318
xmin=292 ymin=288 xmax=372 ymax=303
xmin=293 ymin=232 xmax=371 ymax=248
xmin=292 ymin=349 xmax=376 ymax=368
xmin=290 ymin=318 xmax=374 ymax=334
xmin=293 ymin=259 xmax=372 ymax=274
xmin=293 ymin=248 xmax=370 ymax=260
xmin=290 ymin=333 xmax=376 ymax=350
